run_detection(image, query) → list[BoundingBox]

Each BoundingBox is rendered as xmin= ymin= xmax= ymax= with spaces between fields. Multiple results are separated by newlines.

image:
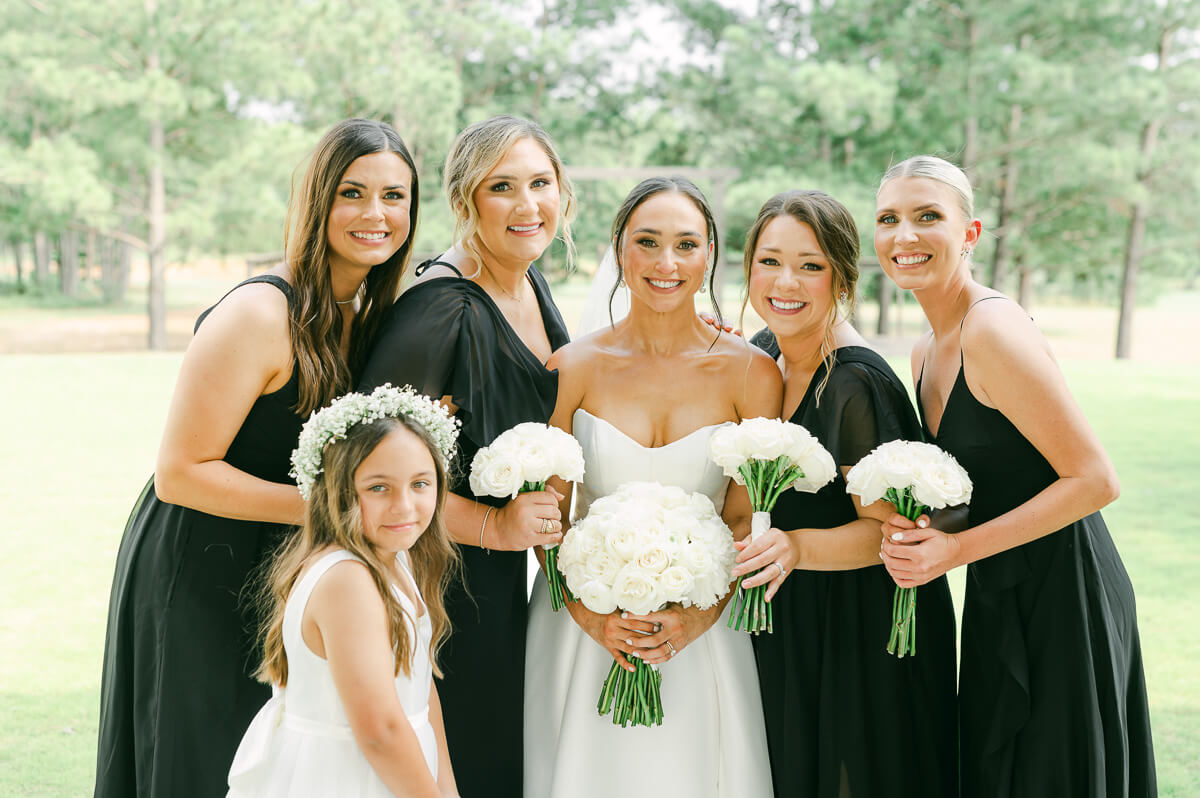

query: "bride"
xmin=524 ymin=177 xmax=780 ymax=797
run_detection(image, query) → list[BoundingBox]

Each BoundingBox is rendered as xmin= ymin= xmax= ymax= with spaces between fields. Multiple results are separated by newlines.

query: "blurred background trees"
xmin=2 ymin=0 xmax=1196 ymax=356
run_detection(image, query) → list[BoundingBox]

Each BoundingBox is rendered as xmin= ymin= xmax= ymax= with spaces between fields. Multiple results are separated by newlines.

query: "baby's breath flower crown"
xmin=290 ymin=384 xmax=461 ymax=500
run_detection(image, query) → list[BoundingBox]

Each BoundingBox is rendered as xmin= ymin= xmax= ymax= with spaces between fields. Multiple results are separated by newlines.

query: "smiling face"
xmin=618 ymin=191 xmax=711 ymax=313
xmin=354 ymin=425 xmax=438 ymax=560
xmin=470 ymin=137 xmax=561 ymax=270
xmin=326 ymin=151 xmax=414 ymax=279
xmin=748 ymin=215 xmax=835 ymax=342
xmin=874 ymin=176 xmax=980 ymax=292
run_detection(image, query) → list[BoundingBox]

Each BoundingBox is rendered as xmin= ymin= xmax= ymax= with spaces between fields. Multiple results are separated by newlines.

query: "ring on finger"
xmin=774 ymin=562 xmax=786 ymax=579
xmin=540 ymin=518 xmax=553 ymax=534
xmin=666 ymin=640 xmax=677 ymax=657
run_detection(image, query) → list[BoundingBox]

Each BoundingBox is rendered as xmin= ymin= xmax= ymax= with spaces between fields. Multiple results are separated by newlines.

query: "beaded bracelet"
xmin=480 ymin=506 xmax=493 ymax=553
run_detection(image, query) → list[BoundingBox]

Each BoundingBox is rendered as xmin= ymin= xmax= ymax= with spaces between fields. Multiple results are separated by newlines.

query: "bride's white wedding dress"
xmin=524 ymin=409 xmax=774 ymax=798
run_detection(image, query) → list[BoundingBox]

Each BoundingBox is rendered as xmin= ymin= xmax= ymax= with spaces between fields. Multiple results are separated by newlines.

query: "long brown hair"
xmin=256 ymin=416 xmax=459 ymax=686
xmin=741 ymin=190 xmax=860 ymax=403
xmin=285 ymin=118 xmax=420 ymax=415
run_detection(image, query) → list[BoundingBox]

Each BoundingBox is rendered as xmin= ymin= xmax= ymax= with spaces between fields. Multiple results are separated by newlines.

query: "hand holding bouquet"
xmin=845 ymin=440 xmax=972 ymax=657
xmin=708 ymin=418 xmax=837 ymax=633
xmin=558 ymin=482 xmax=735 ymax=727
xmin=469 ymin=422 xmax=585 ymax=610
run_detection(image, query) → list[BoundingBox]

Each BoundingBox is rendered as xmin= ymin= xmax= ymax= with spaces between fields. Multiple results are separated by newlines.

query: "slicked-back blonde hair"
xmin=443 ymin=115 xmax=577 ymax=273
xmin=879 ymin=155 xmax=975 ymax=219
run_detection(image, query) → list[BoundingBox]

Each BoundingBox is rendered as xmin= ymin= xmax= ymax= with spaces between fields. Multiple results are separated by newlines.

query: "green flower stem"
xmin=883 ymin=486 xmax=929 ymax=658
xmin=519 ymin=481 xmax=577 ymax=612
xmin=597 ymin=655 xmax=663 ymax=728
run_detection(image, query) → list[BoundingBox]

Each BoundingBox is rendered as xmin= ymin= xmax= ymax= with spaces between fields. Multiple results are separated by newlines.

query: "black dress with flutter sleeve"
xmin=95 ymin=274 xmax=303 ymax=798
xmin=749 ymin=334 xmax=958 ymax=798
xmin=358 ymin=262 xmax=568 ymax=798
xmin=918 ymin=298 xmax=1156 ymax=796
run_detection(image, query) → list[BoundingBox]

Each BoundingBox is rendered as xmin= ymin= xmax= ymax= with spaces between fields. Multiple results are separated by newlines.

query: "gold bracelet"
xmin=480 ymin=506 xmax=493 ymax=553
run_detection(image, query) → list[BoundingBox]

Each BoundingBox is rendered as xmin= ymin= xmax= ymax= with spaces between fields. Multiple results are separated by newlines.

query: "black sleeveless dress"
xmin=750 ymin=335 xmax=958 ymax=798
xmin=95 ymin=275 xmax=304 ymax=798
xmin=919 ymin=298 xmax=1156 ymax=797
xmin=358 ymin=262 xmax=568 ymax=798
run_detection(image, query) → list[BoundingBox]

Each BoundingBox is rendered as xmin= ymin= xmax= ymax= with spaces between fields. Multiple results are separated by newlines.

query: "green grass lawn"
xmin=1 ymin=353 xmax=1196 ymax=796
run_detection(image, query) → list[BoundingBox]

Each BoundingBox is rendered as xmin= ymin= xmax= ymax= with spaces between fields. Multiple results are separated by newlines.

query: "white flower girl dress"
xmin=226 ymin=549 xmax=436 ymax=797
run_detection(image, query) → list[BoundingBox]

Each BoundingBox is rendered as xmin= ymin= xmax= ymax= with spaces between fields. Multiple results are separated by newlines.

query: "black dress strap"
xmin=957 ymin=295 xmax=1010 ymax=371
xmin=414 ymin=259 xmax=463 ymax=278
xmin=194 ymin=273 xmax=294 ymax=332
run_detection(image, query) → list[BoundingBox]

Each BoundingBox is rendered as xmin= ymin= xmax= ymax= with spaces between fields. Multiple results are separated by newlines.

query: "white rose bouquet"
xmin=707 ymin=417 xmax=837 ymax=633
xmin=469 ymin=422 xmax=585 ymax=611
xmin=558 ymin=481 xmax=736 ymax=727
xmin=845 ymin=439 xmax=972 ymax=658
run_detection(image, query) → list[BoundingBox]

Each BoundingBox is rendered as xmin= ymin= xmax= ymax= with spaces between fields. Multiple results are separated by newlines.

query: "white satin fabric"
xmin=227 ymin=549 xmax=436 ymax=797
xmin=524 ymin=409 xmax=774 ymax=798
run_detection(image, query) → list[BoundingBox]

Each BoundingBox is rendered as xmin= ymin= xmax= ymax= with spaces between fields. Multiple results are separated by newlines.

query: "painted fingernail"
xmin=918 ymin=518 xmax=928 ymax=528
xmin=879 ymin=552 xmax=885 ymax=559
xmin=625 ymin=639 xmax=632 ymax=646
xmin=621 ymin=611 xmax=629 ymax=619
xmin=892 ymin=532 xmax=904 ymax=541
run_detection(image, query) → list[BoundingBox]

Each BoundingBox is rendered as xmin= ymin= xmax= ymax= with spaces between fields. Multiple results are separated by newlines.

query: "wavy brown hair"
xmin=741 ymin=190 xmax=860 ymax=403
xmin=285 ymin=118 xmax=420 ymax=415
xmin=256 ymin=416 xmax=459 ymax=686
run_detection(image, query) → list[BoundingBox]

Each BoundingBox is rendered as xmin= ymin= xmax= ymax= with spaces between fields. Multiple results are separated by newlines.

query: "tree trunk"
xmin=34 ymin=232 xmax=51 ymax=287
xmin=146 ymin=0 xmax=168 ymax=349
xmin=990 ymin=103 xmax=1023 ymax=291
xmin=59 ymin=229 xmax=79 ymax=296
xmin=86 ymin=230 xmax=98 ymax=282
xmin=876 ymin=270 xmax=893 ymax=336
xmin=1017 ymin=259 xmax=1033 ymax=310
xmin=11 ymin=238 xmax=24 ymax=289
xmin=961 ymin=15 xmax=979 ymax=178
xmin=1116 ymin=27 xmax=1170 ymax=360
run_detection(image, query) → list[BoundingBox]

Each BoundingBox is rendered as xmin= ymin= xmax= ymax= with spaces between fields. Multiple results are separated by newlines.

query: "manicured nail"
xmin=625 ymin=638 xmax=632 ymax=646
xmin=879 ymin=552 xmax=885 ymax=559
xmin=892 ymin=532 xmax=904 ymax=541
xmin=918 ymin=518 xmax=928 ymax=528
xmin=621 ymin=611 xmax=629 ymax=619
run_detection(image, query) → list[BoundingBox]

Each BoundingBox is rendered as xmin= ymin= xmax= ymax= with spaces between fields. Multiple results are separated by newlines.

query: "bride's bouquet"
xmin=469 ymin=422 xmax=585 ymax=611
xmin=708 ymin=418 xmax=837 ymax=633
xmin=558 ymin=481 xmax=736 ymax=727
xmin=845 ymin=440 xmax=972 ymax=658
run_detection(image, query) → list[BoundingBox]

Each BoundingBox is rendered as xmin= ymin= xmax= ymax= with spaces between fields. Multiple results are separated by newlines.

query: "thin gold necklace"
xmin=481 ymin=261 xmax=525 ymax=302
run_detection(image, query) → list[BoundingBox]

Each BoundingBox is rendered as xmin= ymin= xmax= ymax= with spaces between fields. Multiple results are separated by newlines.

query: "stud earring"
xmin=839 ymin=290 xmax=848 ymax=301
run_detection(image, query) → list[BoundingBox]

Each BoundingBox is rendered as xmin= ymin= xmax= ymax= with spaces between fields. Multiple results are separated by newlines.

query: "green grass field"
xmin=1 ymin=353 xmax=1196 ymax=796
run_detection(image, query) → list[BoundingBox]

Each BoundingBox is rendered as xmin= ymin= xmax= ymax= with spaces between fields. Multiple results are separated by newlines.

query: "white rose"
xmin=679 ymin=539 xmax=714 ymax=575
xmin=514 ymin=438 xmax=555 ymax=485
xmin=708 ymin=426 xmax=747 ymax=476
xmin=605 ymin=526 xmax=641 ymax=562
xmin=911 ymin=458 xmax=973 ymax=509
xmin=792 ymin=445 xmax=838 ymax=493
xmin=585 ymin=550 xmax=623 ymax=583
xmin=738 ymin=417 xmax=788 ymax=461
xmin=576 ymin=579 xmax=618 ymax=614
xmin=469 ymin=449 xmax=525 ymax=499
xmin=846 ymin=455 xmax=890 ymax=505
xmin=634 ymin=546 xmax=670 ymax=574
xmin=658 ymin=565 xmax=695 ymax=601
xmin=611 ymin=565 xmax=663 ymax=616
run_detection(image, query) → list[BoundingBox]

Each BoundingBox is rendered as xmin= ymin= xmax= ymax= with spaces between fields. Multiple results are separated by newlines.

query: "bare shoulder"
xmin=707 ymin=331 xmax=782 ymax=417
xmin=307 ymin=557 xmax=384 ymax=619
xmin=196 ymin=279 xmax=291 ymax=347
xmin=961 ymin=296 xmax=1052 ymax=364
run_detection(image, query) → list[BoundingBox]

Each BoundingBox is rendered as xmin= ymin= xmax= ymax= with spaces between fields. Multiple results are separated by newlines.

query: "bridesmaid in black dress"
xmin=875 ymin=155 xmax=1156 ymax=797
xmin=358 ymin=115 xmax=574 ymax=798
xmin=733 ymin=190 xmax=957 ymax=798
xmin=94 ymin=119 xmax=421 ymax=798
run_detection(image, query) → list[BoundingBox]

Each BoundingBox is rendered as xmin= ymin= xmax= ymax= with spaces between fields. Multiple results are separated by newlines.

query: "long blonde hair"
xmin=284 ymin=119 xmax=420 ymax=415
xmin=256 ymin=416 xmax=458 ymax=686
xmin=741 ymin=190 xmax=860 ymax=403
xmin=443 ymin=114 xmax=577 ymax=273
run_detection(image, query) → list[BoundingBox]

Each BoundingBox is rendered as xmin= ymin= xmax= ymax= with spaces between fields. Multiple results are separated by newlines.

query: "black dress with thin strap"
xmin=95 ymin=275 xmax=303 ymax=798
xmin=749 ymin=336 xmax=958 ymax=798
xmin=358 ymin=261 xmax=568 ymax=798
xmin=919 ymin=297 xmax=1156 ymax=797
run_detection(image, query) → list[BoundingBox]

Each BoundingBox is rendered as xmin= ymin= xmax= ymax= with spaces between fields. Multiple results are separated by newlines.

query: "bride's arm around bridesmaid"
xmin=875 ymin=155 xmax=1156 ymax=796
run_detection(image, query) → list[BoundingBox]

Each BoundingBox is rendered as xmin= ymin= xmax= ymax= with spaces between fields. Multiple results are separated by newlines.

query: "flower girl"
xmin=227 ymin=385 xmax=462 ymax=798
